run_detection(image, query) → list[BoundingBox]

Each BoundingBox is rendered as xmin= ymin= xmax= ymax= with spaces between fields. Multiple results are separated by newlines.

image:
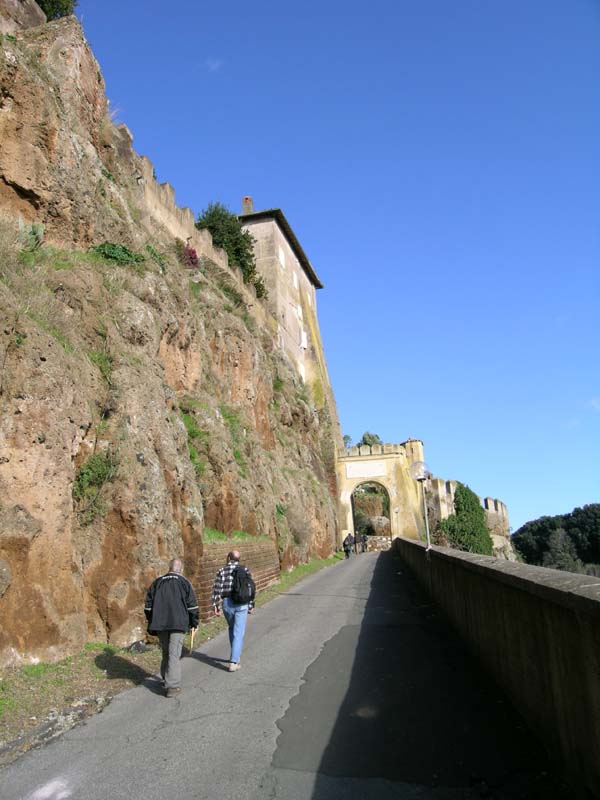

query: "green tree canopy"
xmin=343 ymin=434 xmax=352 ymax=449
xmin=357 ymin=432 xmax=383 ymax=448
xmin=512 ymin=504 xmax=600 ymax=573
xmin=438 ymin=482 xmax=493 ymax=556
xmin=38 ymin=0 xmax=78 ymax=19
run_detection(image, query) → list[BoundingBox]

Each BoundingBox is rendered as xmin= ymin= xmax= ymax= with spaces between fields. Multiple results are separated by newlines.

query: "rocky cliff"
xmin=0 ymin=11 xmax=340 ymax=666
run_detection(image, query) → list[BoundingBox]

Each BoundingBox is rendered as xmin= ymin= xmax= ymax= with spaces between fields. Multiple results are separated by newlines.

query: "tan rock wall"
xmin=0 ymin=0 xmax=45 ymax=34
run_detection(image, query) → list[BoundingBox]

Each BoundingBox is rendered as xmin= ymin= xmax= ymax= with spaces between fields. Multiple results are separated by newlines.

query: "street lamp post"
xmin=410 ymin=461 xmax=432 ymax=550
xmin=393 ymin=507 xmax=399 ymax=547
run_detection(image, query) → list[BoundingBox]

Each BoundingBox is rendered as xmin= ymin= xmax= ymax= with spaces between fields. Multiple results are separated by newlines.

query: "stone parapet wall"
xmin=393 ymin=537 xmax=600 ymax=799
xmin=194 ymin=539 xmax=280 ymax=619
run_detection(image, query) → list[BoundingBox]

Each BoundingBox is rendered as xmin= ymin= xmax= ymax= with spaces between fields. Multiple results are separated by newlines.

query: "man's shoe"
xmin=228 ymin=662 xmax=241 ymax=672
xmin=166 ymin=687 xmax=182 ymax=697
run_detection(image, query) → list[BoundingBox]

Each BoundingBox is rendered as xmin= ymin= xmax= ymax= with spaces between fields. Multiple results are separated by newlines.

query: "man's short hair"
xmin=227 ymin=550 xmax=240 ymax=562
xmin=169 ymin=558 xmax=183 ymax=573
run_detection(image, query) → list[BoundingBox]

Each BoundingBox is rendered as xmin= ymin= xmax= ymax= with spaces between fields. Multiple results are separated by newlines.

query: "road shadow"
xmin=94 ymin=648 xmax=164 ymax=695
xmin=190 ymin=651 xmax=230 ymax=671
xmin=275 ymin=552 xmax=569 ymax=799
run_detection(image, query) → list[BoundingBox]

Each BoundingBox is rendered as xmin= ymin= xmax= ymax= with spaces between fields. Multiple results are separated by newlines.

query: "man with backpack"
xmin=212 ymin=550 xmax=255 ymax=672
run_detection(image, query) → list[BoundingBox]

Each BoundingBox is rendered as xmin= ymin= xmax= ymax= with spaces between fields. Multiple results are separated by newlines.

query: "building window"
xmin=300 ymin=329 xmax=308 ymax=349
xmin=278 ymin=246 xmax=285 ymax=268
xmin=297 ymin=304 xmax=303 ymax=320
xmin=293 ymin=272 xmax=298 ymax=289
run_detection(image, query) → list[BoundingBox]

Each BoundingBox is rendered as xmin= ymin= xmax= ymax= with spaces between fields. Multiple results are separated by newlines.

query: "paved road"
xmin=2 ymin=551 xmax=566 ymax=800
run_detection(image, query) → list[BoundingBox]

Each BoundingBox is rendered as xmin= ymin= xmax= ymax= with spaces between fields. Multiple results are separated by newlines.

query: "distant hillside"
xmin=512 ymin=504 xmax=600 ymax=575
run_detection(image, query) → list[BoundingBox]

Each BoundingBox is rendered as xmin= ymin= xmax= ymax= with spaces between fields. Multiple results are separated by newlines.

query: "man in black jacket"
xmin=144 ymin=558 xmax=198 ymax=697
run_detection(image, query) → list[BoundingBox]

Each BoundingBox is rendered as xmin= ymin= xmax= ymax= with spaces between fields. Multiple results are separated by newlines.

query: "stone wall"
xmin=393 ymin=537 xmax=600 ymax=799
xmin=193 ymin=539 xmax=280 ymax=619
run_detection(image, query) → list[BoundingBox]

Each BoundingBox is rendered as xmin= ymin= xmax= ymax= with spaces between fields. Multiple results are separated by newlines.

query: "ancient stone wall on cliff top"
xmin=0 ymin=10 xmax=341 ymax=666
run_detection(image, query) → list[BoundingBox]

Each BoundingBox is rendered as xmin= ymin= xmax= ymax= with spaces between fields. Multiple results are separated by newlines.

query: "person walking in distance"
xmin=212 ymin=550 xmax=255 ymax=672
xmin=343 ymin=533 xmax=354 ymax=559
xmin=144 ymin=558 xmax=198 ymax=698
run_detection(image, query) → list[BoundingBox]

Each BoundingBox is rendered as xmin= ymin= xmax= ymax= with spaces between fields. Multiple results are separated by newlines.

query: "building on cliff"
xmin=240 ymin=197 xmax=343 ymax=450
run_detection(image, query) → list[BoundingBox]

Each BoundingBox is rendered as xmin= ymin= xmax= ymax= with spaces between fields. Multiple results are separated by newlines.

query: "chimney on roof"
xmin=242 ymin=196 xmax=254 ymax=215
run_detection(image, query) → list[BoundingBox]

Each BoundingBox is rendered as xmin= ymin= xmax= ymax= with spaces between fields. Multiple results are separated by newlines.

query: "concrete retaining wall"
xmin=393 ymin=537 xmax=600 ymax=799
xmin=195 ymin=539 xmax=280 ymax=619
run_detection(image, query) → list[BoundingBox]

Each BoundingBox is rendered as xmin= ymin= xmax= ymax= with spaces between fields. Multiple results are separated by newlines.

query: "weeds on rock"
xmin=90 ymin=242 xmax=145 ymax=267
xmin=73 ymin=451 xmax=119 ymax=524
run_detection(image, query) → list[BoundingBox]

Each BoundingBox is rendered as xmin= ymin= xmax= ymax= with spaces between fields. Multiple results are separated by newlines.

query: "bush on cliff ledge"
xmin=438 ymin=482 xmax=494 ymax=556
xmin=196 ymin=202 xmax=267 ymax=298
xmin=38 ymin=0 xmax=78 ymax=20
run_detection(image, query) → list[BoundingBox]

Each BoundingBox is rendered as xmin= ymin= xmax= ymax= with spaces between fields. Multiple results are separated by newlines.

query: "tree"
xmin=343 ymin=434 xmax=352 ymax=449
xmin=512 ymin=503 xmax=600 ymax=573
xmin=196 ymin=203 xmax=265 ymax=296
xmin=438 ymin=482 xmax=493 ymax=556
xmin=357 ymin=431 xmax=383 ymax=448
xmin=38 ymin=0 xmax=78 ymax=19
xmin=542 ymin=529 xmax=583 ymax=573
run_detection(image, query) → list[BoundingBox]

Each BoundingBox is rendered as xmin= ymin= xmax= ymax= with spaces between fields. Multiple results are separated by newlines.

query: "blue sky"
xmin=77 ymin=0 xmax=599 ymax=531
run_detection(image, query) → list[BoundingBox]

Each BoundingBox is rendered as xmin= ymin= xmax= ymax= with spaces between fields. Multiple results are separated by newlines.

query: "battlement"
xmin=340 ymin=439 xmax=424 ymax=460
xmin=138 ymin=155 xmax=229 ymax=270
xmin=427 ymin=478 xmax=510 ymax=539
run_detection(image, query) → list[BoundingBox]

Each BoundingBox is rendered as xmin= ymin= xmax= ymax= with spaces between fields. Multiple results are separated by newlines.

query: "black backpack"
xmin=230 ymin=565 xmax=256 ymax=604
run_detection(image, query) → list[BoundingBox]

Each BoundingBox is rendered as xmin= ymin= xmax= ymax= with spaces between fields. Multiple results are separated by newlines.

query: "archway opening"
xmin=351 ymin=481 xmax=391 ymax=543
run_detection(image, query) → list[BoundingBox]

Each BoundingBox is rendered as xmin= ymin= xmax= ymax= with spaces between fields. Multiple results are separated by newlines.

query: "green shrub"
xmin=438 ymin=483 xmax=493 ymax=555
xmin=90 ymin=242 xmax=145 ymax=266
xmin=18 ymin=220 xmax=44 ymax=251
xmin=196 ymin=202 xmax=266 ymax=297
xmin=38 ymin=0 xmax=78 ymax=19
xmin=73 ymin=451 xmax=119 ymax=502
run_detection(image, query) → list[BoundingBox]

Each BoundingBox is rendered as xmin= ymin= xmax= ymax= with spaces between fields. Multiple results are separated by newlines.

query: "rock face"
xmin=0 ymin=0 xmax=44 ymax=35
xmin=0 ymin=12 xmax=341 ymax=666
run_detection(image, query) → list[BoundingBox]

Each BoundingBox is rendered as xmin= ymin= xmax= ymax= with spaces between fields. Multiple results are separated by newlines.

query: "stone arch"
xmin=336 ymin=440 xmax=425 ymax=546
xmin=351 ymin=480 xmax=391 ymax=539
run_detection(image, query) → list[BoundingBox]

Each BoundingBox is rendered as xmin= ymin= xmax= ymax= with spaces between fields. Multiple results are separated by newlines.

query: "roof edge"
xmin=239 ymin=208 xmax=324 ymax=289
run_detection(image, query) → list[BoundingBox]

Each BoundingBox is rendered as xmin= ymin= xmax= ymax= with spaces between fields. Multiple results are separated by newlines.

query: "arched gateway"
xmin=337 ymin=439 xmax=427 ymax=545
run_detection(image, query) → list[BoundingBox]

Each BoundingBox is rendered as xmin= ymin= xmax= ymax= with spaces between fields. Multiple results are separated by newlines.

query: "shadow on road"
xmin=94 ymin=649 xmax=164 ymax=695
xmin=279 ymin=551 xmax=569 ymax=799
xmin=190 ymin=651 xmax=230 ymax=671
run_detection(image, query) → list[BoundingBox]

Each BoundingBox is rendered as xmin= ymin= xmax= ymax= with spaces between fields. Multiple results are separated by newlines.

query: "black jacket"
xmin=144 ymin=572 xmax=199 ymax=633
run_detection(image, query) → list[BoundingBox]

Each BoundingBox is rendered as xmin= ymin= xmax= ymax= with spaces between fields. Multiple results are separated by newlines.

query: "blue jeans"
xmin=222 ymin=597 xmax=249 ymax=664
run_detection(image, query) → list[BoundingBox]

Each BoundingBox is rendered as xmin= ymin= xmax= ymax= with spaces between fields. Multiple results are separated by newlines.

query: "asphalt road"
xmin=2 ymin=551 xmax=567 ymax=800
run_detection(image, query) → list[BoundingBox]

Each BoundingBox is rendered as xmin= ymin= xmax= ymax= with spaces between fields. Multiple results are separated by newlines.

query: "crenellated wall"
xmin=337 ymin=440 xmax=425 ymax=543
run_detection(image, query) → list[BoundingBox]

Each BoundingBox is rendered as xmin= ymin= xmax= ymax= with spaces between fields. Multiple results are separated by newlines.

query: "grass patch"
xmin=203 ymin=528 xmax=268 ymax=543
xmin=88 ymin=349 xmax=113 ymax=384
xmin=21 ymin=663 xmax=54 ymax=679
xmin=146 ymin=244 xmax=166 ymax=272
xmin=26 ymin=311 xmax=74 ymax=353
